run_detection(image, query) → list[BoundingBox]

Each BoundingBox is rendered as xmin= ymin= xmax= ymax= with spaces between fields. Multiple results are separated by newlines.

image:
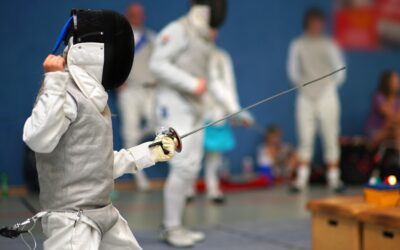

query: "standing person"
xmin=150 ymin=0 xmax=227 ymax=247
xmin=287 ymin=7 xmax=346 ymax=193
xmin=203 ymin=29 xmax=254 ymax=204
xmin=23 ymin=9 xmax=176 ymax=249
xmin=117 ymin=3 xmax=157 ymax=191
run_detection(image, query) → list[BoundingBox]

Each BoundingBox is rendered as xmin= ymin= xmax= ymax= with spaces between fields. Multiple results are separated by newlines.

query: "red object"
xmin=334 ymin=6 xmax=379 ymax=50
xmin=333 ymin=0 xmax=400 ymax=50
xmin=195 ymin=175 xmax=272 ymax=193
xmin=377 ymin=0 xmax=400 ymax=22
xmin=384 ymin=176 xmax=390 ymax=184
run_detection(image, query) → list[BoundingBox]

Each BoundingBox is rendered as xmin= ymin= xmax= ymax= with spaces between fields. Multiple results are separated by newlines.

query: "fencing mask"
xmin=192 ymin=0 xmax=227 ymax=28
xmin=53 ymin=9 xmax=135 ymax=90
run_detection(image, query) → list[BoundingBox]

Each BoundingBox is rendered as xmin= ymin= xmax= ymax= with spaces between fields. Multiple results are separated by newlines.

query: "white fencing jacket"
xmin=23 ymin=43 xmax=155 ymax=179
xmin=150 ymin=6 xmax=213 ymax=118
xmin=287 ymin=34 xmax=346 ymax=100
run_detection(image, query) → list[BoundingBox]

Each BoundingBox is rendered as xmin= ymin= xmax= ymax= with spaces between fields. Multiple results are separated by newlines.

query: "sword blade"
xmin=180 ymin=66 xmax=346 ymax=139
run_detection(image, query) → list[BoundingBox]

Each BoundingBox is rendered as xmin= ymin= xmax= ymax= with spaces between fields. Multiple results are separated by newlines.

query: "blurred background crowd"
xmin=1 ymin=0 xmax=400 ymax=197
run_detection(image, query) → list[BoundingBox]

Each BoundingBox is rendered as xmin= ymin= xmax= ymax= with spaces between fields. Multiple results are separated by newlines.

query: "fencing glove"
xmin=150 ymin=135 xmax=176 ymax=162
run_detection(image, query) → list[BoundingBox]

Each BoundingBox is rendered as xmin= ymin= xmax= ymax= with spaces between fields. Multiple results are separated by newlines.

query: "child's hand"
xmin=43 ymin=55 xmax=65 ymax=73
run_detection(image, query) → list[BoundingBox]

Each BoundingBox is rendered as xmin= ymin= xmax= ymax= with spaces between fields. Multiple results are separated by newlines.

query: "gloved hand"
xmin=231 ymin=111 xmax=255 ymax=127
xmin=150 ymin=135 xmax=176 ymax=162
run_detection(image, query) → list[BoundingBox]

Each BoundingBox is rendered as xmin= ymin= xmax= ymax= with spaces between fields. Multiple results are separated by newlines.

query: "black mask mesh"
xmin=64 ymin=9 xmax=135 ymax=90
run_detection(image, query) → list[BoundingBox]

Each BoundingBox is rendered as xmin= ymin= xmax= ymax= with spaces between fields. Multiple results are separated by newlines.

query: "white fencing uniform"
xmin=23 ymin=43 xmax=157 ymax=249
xmin=117 ymin=27 xmax=157 ymax=189
xmin=41 ymin=210 xmax=142 ymax=250
xmin=287 ymin=34 xmax=345 ymax=187
xmin=204 ymin=47 xmax=241 ymax=198
xmin=150 ymin=8 xmax=212 ymax=229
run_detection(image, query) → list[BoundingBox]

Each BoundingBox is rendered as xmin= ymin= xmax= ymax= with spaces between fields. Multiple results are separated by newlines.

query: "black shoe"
xmin=332 ymin=184 xmax=346 ymax=194
xmin=210 ymin=196 xmax=226 ymax=205
xmin=288 ymin=186 xmax=301 ymax=194
xmin=186 ymin=196 xmax=195 ymax=205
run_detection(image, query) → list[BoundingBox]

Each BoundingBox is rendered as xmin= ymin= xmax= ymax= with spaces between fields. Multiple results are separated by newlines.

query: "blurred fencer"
xmin=23 ymin=9 xmax=176 ymax=250
xmin=150 ymin=0 xmax=227 ymax=247
xmin=117 ymin=3 xmax=157 ymax=191
xmin=287 ymin=7 xmax=346 ymax=193
xmin=203 ymin=29 xmax=254 ymax=204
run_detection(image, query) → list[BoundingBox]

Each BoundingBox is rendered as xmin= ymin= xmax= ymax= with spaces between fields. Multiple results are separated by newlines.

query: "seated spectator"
xmin=366 ymin=71 xmax=400 ymax=149
xmin=257 ymin=125 xmax=297 ymax=181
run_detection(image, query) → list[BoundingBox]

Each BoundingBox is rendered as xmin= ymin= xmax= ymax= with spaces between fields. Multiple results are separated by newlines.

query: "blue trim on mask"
xmin=51 ymin=16 xmax=73 ymax=54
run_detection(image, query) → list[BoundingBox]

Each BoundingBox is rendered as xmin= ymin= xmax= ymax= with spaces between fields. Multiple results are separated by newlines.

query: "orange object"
xmin=364 ymin=188 xmax=400 ymax=207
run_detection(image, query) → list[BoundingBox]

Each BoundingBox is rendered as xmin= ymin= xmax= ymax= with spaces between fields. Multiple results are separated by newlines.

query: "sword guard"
xmin=149 ymin=127 xmax=182 ymax=154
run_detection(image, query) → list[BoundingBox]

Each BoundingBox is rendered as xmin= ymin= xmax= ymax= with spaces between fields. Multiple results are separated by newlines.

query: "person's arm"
xmin=287 ymin=40 xmax=302 ymax=86
xmin=113 ymin=136 xmax=176 ymax=179
xmin=223 ymin=52 xmax=241 ymax=113
xmin=150 ymin=22 xmax=205 ymax=95
xmin=207 ymin=50 xmax=228 ymax=107
xmin=210 ymin=50 xmax=241 ymax=113
xmin=23 ymin=55 xmax=77 ymax=153
xmin=113 ymin=142 xmax=154 ymax=179
xmin=221 ymin=51 xmax=254 ymax=125
xmin=208 ymin=49 xmax=253 ymax=125
xmin=329 ymin=41 xmax=346 ymax=86
xmin=375 ymin=94 xmax=395 ymax=119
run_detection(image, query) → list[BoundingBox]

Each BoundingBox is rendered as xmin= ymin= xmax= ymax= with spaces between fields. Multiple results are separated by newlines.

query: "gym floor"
xmin=0 ymin=186 xmax=362 ymax=250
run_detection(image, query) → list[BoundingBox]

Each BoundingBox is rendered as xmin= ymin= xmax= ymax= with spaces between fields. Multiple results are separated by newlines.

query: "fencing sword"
xmin=149 ymin=66 xmax=346 ymax=153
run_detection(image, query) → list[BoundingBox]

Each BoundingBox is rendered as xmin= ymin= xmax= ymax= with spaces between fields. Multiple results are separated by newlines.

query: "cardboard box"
xmin=307 ymin=196 xmax=377 ymax=250
xmin=311 ymin=213 xmax=361 ymax=250
xmin=358 ymin=207 xmax=400 ymax=250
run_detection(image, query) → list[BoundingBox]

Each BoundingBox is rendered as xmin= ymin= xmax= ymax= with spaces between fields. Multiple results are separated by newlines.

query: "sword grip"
xmin=149 ymin=141 xmax=170 ymax=155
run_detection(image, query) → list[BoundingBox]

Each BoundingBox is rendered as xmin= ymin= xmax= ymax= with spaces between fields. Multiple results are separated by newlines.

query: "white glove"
xmin=149 ymin=135 xmax=176 ymax=162
xmin=231 ymin=111 xmax=255 ymax=127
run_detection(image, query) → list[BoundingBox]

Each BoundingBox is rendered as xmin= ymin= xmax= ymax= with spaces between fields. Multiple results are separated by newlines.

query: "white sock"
xmin=163 ymin=173 xmax=188 ymax=229
xmin=205 ymin=153 xmax=223 ymax=198
xmin=186 ymin=184 xmax=196 ymax=198
xmin=295 ymin=165 xmax=310 ymax=188
xmin=327 ymin=168 xmax=341 ymax=188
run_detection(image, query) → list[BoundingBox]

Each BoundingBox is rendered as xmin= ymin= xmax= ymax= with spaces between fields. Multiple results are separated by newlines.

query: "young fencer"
xmin=23 ymin=9 xmax=176 ymax=250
